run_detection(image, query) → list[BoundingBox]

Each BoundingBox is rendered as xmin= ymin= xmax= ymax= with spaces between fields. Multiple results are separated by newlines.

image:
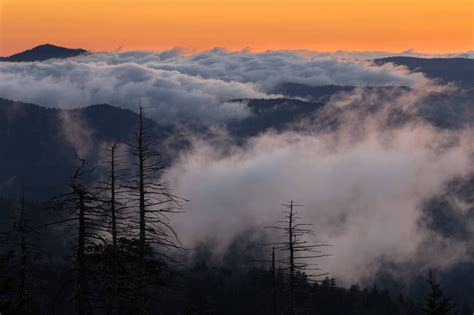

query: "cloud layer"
xmin=0 ymin=60 xmax=268 ymax=123
xmin=0 ymin=49 xmax=432 ymax=123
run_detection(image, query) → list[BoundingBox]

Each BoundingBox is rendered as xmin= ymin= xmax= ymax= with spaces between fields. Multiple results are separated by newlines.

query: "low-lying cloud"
xmin=0 ymin=49 xmax=433 ymax=123
xmin=0 ymin=61 xmax=268 ymax=123
xmin=163 ymin=87 xmax=474 ymax=284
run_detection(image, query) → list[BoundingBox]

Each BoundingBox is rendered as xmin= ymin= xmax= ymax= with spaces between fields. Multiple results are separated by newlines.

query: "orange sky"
xmin=0 ymin=0 xmax=472 ymax=56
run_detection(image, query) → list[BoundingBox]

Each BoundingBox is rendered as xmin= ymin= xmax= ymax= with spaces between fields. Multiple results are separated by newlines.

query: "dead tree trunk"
xmin=97 ymin=142 xmax=128 ymax=313
xmin=137 ymin=106 xmax=147 ymax=313
xmin=266 ymin=200 xmax=330 ymax=315
xmin=17 ymin=185 xmax=27 ymax=314
xmin=126 ymin=103 xmax=185 ymax=314
xmin=288 ymin=201 xmax=295 ymax=315
xmin=109 ymin=143 xmax=119 ymax=315
xmin=77 ymin=191 xmax=86 ymax=315
xmin=272 ymin=246 xmax=277 ymax=315
xmin=0 ymin=185 xmax=40 ymax=313
xmin=52 ymin=153 xmax=104 ymax=315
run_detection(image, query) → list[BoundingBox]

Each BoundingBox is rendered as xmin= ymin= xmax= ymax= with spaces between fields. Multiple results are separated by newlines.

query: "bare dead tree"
xmin=124 ymin=103 xmax=185 ymax=313
xmin=265 ymin=200 xmax=330 ymax=315
xmin=109 ymin=144 xmax=120 ymax=315
xmin=93 ymin=142 xmax=143 ymax=313
xmin=52 ymin=153 xmax=107 ymax=315
xmin=96 ymin=143 xmax=124 ymax=314
xmin=0 ymin=185 xmax=38 ymax=314
xmin=253 ymin=243 xmax=281 ymax=314
xmin=272 ymin=246 xmax=277 ymax=315
xmin=0 ymin=184 xmax=48 ymax=315
xmin=17 ymin=185 xmax=28 ymax=313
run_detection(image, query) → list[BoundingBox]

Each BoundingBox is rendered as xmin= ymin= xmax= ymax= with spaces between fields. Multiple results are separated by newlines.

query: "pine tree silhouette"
xmin=424 ymin=269 xmax=456 ymax=315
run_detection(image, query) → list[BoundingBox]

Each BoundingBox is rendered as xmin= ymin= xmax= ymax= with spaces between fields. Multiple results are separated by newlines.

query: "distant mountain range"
xmin=375 ymin=57 xmax=474 ymax=88
xmin=0 ymin=44 xmax=87 ymax=62
xmin=1 ymin=44 xmax=473 ymax=89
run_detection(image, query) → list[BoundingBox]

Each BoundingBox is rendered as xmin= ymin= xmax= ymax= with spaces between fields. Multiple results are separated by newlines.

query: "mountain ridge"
xmin=0 ymin=44 xmax=87 ymax=62
xmin=374 ymin=56 xmax=474 ymax=88
xmin=0 ymin=97 xmax=170 ymax=198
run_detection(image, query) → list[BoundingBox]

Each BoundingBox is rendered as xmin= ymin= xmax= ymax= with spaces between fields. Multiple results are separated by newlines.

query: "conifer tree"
xmin=424 ymin=270 xmax=456 ymax=315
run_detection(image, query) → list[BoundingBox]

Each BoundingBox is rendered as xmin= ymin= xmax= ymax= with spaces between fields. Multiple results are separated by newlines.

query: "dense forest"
xmin=0 ymin=105 xmax=471 ymax=315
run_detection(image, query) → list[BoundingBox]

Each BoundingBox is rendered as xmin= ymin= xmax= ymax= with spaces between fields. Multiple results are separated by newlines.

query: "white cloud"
xmin=0 ymin=60 xmax=271 ymax=123
xmin=75 ymin=49 xmax=430 ymax=89
xmin=163 ymin=87 xmax=474 ymax=284
xmin=0 ymin=49 xmax=435 ymax=124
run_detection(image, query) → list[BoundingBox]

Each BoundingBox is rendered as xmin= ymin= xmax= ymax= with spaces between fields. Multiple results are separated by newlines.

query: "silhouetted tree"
xmin=266 ymin=200 xmax=330 ymax=315
xmin=272 ymin=246 xmax=278 ymax=315
xmin=96 ymin=143 xmax=126 ymax=314
xmin=53 ymin=153 xmax=105 ymax=315
xmin=424 ymin=270 xmax=456 ymax=315
xmin=16 ymin=186 xmax=28 ymax=313
xmin=125 ymin=104 xmax=185 ymax=313
xmin=108 ymin=143 xmax=121 ymax=315
xmin=0 ymin=186 xmax=38 ymax=314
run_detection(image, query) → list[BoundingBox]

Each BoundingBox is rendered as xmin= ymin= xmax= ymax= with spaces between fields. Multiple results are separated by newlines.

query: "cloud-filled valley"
xmin=1 ymin=48 xmax=473 ymax=300
xmin=164 ymin=84 xmax=474 ymax=285
xmin=1 ymin=0 xmax=473 ymax=308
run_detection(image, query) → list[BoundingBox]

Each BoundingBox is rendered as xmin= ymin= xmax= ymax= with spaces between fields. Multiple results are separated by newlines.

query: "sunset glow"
xmin=0 ymin=0 xmax=473 ymax=55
